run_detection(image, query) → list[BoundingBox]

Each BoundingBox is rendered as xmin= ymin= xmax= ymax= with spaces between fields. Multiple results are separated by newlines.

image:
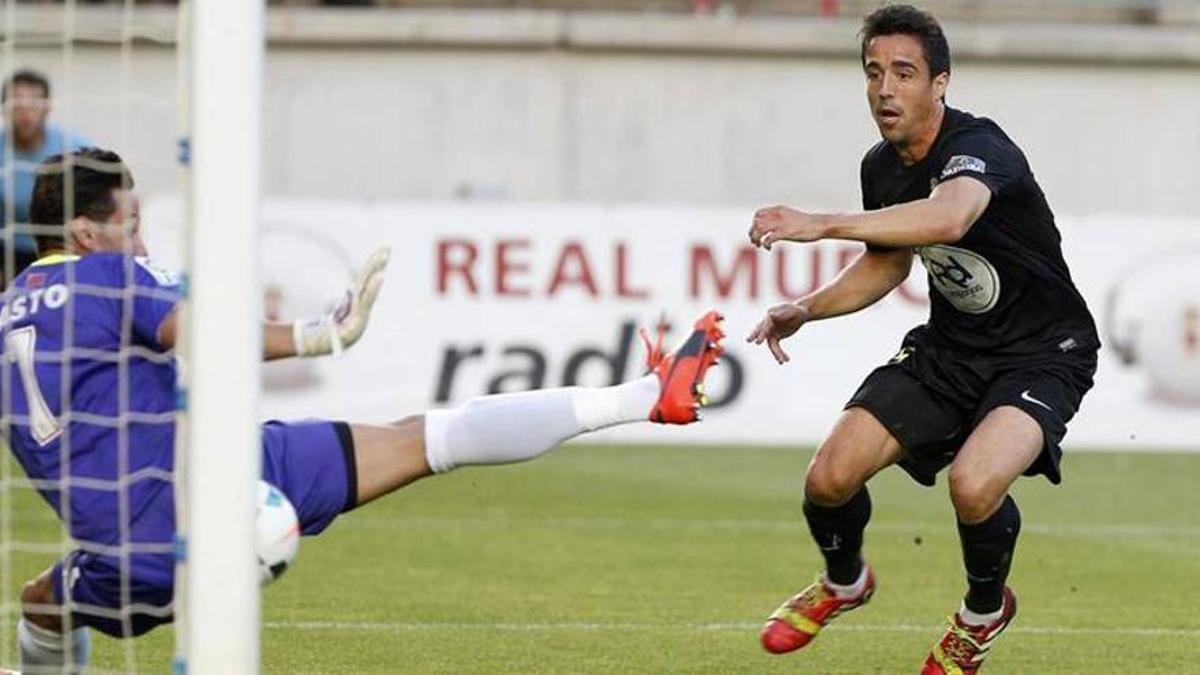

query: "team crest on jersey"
xmin=135 ymin=257 xmax=180 ymax=287
xmin=916 ymin=245 xmax=1000 ymax=314
xmin=940 ymin=155 xmax=986 ymax=180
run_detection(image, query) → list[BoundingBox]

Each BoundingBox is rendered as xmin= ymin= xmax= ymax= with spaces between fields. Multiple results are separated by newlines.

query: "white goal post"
xmin=175 ymin=0 xmax=264 ymax=673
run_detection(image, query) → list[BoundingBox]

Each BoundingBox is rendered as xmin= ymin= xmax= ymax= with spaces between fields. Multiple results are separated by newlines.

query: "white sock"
xmin=959 ymin=601 xmax=1004 ymax=627
xmin=18 ymin=618 xmax=91 ymax=674
xmin=823 ymin=565 xmax=869 ymax=600
xmin=423 ymin=376 xmax=660 ymax=473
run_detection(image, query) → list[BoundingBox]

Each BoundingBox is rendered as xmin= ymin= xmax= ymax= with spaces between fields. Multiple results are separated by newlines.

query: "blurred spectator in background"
xmin=0 ymin=69 xmax=91 ymax=273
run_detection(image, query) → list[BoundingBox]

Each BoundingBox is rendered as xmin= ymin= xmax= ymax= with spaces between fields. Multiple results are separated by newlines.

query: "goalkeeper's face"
xmin=74 ymin=189 xmax=147 ymax=257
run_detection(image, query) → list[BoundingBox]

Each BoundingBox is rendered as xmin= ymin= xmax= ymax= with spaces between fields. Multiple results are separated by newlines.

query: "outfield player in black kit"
xmin=745 ymin=5 xmax=1098 ymax=673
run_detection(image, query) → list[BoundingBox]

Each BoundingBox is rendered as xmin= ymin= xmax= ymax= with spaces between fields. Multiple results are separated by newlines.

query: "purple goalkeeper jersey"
xmin=2 ymin=252 xmax=181 ymax=556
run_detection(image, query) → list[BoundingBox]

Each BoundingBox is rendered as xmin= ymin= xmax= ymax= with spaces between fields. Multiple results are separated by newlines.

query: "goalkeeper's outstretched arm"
xmin=156 ymin=246 xmax=391 ymax=361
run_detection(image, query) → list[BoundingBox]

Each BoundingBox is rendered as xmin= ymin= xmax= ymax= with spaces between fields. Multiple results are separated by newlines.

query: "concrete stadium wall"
xmin=259 ymin=48 xmax=1200 ymax=218
xmin=6 ymin=11 xmax=1198 ymax=218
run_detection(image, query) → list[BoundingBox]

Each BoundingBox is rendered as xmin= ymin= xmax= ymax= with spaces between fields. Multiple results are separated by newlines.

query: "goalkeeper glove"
xmin=292 ymin=245 xmax=391 ymax=358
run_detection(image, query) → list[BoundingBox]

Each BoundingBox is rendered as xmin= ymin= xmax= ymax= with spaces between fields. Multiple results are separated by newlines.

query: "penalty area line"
xmin=264 ymin=620 xmax=1200 ymax=638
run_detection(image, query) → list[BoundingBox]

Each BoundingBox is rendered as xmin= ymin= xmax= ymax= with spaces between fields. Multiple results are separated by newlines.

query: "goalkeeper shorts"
xmin=50 ymin=419 xmax=358 ymax=637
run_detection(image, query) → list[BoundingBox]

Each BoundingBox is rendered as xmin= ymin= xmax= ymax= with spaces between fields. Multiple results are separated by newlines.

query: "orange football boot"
xmin=643 ymin=310 xmax=725 ymax=424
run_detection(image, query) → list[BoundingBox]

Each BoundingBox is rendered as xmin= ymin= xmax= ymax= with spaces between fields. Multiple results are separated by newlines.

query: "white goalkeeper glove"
xmin=292 ymin=245 xmax=391 ymax=358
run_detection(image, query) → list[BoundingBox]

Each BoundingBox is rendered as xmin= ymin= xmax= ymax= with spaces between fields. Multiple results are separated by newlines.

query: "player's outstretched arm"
xmin=747 ymin=246 xmax=911 ymax=364
xmin=749 ymin=177 xmax=991 ymax=250
xmin=156 ymin=247 xmax=390 ymax=361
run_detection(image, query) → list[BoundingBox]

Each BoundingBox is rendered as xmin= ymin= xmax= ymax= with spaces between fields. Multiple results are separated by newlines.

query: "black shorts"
xmin=848 ymin=326 xmax=1097 ymax=486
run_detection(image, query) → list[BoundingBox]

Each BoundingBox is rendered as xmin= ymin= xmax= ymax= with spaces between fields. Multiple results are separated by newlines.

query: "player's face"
xmin=3 ymin=82 xmax=50 ymax=146
xmin=864 ymin=34 xmax=947 ymax=148
xmin=85 ymin=190 xmax=147 ymax=257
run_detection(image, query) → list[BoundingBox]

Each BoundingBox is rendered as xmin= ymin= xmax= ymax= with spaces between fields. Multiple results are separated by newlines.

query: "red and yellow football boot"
xmin=760 ymin=566 xmax=876 ymax=654
xmin=922 ymin=587 xmax=1018 ymax=675
xmin=643 ymin=310 xmax=725 ymax=424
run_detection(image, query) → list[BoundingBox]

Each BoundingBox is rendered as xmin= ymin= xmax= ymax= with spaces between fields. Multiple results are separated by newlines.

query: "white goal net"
xmin=0 ymin=1 xmax=262 ymax=672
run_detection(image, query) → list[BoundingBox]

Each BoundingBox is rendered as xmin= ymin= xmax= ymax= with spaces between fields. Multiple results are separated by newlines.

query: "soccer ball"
xmin=257 ymin=480 xmax=300 ymax=586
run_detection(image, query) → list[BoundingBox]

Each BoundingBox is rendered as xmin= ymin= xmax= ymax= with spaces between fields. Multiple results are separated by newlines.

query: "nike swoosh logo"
xmin=1020 ymin=390 xmax=1053 ymax=412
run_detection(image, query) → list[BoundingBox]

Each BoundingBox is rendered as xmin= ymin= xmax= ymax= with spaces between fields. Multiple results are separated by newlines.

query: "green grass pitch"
xmin=3 ymin=445 xmax=1199 ymax=673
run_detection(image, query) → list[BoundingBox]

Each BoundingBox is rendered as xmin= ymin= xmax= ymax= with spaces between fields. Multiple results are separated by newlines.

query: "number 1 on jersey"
xmin=6 ymin=326 xmax=63 ymax=445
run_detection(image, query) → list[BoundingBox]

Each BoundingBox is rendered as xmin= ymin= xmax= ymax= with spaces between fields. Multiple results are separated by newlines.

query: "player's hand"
xmin=746 ymin=301 xmax=811 ymax=364
xmin=293 ymin=246 xmax=391 ymax=358
xmin=749 ymin=206 xmax=827 ymax=250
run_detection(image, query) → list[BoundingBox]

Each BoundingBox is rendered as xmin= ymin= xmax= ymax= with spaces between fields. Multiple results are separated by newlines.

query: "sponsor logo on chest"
xmin=915 ymin=245 xmax=1000 ymax=314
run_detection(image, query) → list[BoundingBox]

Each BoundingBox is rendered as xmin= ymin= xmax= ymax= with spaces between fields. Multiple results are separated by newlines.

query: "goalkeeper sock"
xmin=18 ymin=618 xmax=91 ymax=674
xmin=423 ymin=376 xmax=660 ymax=473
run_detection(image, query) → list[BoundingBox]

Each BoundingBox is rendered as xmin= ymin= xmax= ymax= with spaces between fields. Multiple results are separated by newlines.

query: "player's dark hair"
xmin=1 ymin=69 xmax=50 ymax=102
xmin=860 ymin=4 xmax=951 ymax=78
xmin=30 ymin=148 xmax=134 ymax=254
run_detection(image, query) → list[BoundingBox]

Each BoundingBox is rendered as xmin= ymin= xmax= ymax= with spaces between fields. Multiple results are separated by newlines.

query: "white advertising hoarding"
xmin=145 ymin=200 xmax=1200 ymax=451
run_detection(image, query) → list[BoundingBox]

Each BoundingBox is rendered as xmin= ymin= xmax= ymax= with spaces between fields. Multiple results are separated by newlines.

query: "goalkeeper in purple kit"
xmin=3 ymin=148 xmax=725 ymax=672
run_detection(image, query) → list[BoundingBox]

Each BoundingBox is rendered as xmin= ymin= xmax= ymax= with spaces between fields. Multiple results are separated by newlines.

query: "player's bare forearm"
xmin=821 ymin=197 xmax=970 ymax=247
xmin=156 ymin=308 xmax=179 ymax=351
xmin=748 ymin=246 xmax=911 ymax=364
xmin=155 ymin=312 xmax=298 ymax=361
xmin=800 ymin=246 xmax=913 ymax=320
xmin=264 ymin=323 xmax=299 ymax=361
xmin=749 ymin=177 xmax=992 ymax=249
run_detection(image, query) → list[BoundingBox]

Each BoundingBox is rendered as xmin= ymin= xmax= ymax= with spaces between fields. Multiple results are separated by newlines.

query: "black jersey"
xmin=860 ymin=106 xmax=1098 ymax=358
